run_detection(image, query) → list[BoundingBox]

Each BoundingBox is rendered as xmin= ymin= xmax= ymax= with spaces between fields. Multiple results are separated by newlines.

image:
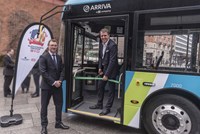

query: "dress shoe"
xmin=89 ymin=105 xmax=103 ymax=109
xmin=8 ymin=93 xmax=12 ymax=95
xmin=4 ymin=94 xmax=12 ymax=98
xmin=41 ymin=127 xmax=47 ymax=134
xmin=99 ymin=109 xmax=110 ymax=116
xmin=55 ymin=122 xmax=69 ymax=129
xmin=31 ymin=92 xmax=36 ymax=95
xmin=31 ymin=93 xmax=39 ymax=98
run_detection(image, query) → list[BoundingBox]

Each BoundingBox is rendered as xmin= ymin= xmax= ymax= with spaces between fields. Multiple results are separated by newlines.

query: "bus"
xmin=61 ymin=0 xmax=200 ymax=133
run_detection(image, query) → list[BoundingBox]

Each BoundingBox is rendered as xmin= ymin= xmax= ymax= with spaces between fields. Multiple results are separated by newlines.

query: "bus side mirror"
xmin=64 ymin=4 xmax=72 ymax=12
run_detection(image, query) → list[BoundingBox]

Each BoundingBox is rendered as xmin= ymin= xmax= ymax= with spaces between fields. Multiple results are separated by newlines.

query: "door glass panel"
xmin=84 ymin=37 xmax=99 ymax=64
xmin=72 ymin=25 xmax=85 ymax=104
xmin=73 ymin=26 xmax=84 ymax=67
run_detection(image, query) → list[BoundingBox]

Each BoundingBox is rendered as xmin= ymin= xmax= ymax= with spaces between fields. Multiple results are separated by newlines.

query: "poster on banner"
xmin=14 ymin=22 xmax=53 ymax=95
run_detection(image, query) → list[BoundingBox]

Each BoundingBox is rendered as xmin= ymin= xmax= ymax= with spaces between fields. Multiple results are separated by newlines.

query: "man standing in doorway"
xmin=89 ymin=28 xmax=118 ymax=116
xmin=39 ymin=39 xmax=69 ymax=134
xmin=3 ymin=49 xmax=14 ymax=97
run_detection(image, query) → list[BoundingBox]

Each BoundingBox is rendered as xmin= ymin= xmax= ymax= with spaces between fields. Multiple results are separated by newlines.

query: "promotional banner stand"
xmin=0 ymin=95 xmax=23 ymax=127
xmin=0 ymin=4 xmax=63 ymax=127
xmin=0 ymin=22 xmax=53 ymax=128
xmin=0 ymin=71 xmax=23 ymax=127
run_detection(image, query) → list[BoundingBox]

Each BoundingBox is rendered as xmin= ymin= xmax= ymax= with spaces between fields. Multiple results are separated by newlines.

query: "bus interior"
xmin=68 ymin=16 xmax=127 ymax=122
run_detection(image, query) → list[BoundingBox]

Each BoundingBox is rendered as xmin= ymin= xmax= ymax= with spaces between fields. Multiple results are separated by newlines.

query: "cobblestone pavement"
xmin=0 ymin=67 xmax=146 ymax=134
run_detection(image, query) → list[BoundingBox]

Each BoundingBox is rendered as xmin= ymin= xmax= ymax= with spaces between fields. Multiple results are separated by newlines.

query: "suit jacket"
xmin=39 ymin=52 xmax=64 ymax=89
xmin=98 ymin=39 xmax=118 ymax=79
xmin=3 ymin=54 xmax=14 ymax=76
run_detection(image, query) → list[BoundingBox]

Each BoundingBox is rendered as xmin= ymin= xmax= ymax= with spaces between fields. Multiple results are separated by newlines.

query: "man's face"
xmin=100 ymin=32 xmax=109 ymax=44
xmin=48 ymin=41 xmax=58 ymax=53
xmin=10 ymin=49 xmax=14 ymax=56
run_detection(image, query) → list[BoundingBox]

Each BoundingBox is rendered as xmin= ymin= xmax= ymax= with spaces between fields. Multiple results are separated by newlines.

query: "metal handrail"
xmin=73 ymin=67 xmax=96 ymax=92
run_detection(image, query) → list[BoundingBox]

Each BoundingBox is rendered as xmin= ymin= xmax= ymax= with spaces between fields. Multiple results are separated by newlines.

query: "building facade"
xmin=144 ymin=34 xmax=193 ymax=68
xmin=0 ymin=0 xmax=65 ymax=57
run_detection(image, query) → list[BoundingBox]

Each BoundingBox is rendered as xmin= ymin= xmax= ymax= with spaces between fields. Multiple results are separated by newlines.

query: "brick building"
xmin=0 ymin=0 xmax=65 ymax=57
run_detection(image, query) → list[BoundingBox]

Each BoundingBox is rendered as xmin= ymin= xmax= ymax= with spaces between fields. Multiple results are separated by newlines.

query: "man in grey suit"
xmin=3 ymin=49 xmax=14 ymax=97
xmin=39 ymin=39 xmax=69 ymax=134
xmin=89 ymin=28 xmax=118 ymax=116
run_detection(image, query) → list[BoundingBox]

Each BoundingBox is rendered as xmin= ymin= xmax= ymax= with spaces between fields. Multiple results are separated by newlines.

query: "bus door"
xmin=66 ymin=15 xmax=129 ymax=123
xmin=70 ymin=24 xmax=85 ymax=107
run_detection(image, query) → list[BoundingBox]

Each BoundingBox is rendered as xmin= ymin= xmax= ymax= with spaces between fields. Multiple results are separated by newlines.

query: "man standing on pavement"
xmin=39 ymin=39 xmax=69 ymax=134
xmin=89 ymin=28 xmax=118 ymax=116
xmin=3 ymin=48 xmax=14 ymax=97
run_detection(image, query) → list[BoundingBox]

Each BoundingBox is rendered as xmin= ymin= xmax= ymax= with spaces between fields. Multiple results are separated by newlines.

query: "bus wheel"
xmin=142 ymin=94 xmax=200 ymax=134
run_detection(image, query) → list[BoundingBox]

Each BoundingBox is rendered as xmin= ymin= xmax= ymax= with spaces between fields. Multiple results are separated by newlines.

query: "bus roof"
xmin=64 ymin=0 xmax=111 ymax=5
xmin=63 ymin=0 xmax=200 ymax=19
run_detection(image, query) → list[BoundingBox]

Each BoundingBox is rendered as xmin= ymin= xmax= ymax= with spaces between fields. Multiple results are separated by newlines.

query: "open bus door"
xmin=65 ymin=15 xmax=128 ymax=123
xmin=70 ymin=24 xmax=85 ymax=107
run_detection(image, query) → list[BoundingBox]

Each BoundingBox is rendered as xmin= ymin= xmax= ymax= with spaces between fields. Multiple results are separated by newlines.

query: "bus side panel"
xmin=62 ymin=80 xmax=67 ymax=112
xmin=123 ymin=71 xmax=157 ymax=128
xmin=123 ymin=71 xmax=200 ymax=128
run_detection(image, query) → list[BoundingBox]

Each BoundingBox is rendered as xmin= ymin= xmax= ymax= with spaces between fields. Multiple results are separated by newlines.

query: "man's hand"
xmin=54 ymin=80 xmax=62 ymax=88
xmin=98 ymin=69 xmax=103 ymax=76
xmin=102 ymin=75 xmax=108 ymax=81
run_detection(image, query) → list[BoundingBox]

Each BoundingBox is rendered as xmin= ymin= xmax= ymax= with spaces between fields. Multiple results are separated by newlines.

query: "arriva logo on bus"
xmin=83 ymin=3 xmax=112 ymax=13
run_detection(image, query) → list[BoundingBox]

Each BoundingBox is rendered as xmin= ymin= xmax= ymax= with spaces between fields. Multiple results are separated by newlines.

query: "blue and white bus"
xmin=60 ymin=0 xmax=200 ymax=133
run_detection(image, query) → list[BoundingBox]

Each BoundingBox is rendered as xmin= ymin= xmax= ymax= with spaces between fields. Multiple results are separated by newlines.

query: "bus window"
xmin=111 ymin=37 xmax=124 ymax=65
xmin=135 ymin=13 xmax=200 ymax=73
xmin=73 ymin=26 xmax=84 ymax=67
xmin=84 ymin=40 xmax=99 ymax=64
xmin=142 ymin=34 xmax=193 ymax=69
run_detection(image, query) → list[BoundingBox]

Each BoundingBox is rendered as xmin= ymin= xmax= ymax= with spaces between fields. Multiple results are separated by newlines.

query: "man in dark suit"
xmin=3 ymin=49 xmax=14 ymax=97
xmin=39 ymin=39 xmax=69 ymax=134
xmin=89 ymin=28 xmax=118 ymax=116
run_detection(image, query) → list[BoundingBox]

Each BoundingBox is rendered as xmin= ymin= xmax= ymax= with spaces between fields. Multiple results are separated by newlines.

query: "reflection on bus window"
xmin=136 ymin=32 xmax=197 ymax=71
xmin=84 ymin=39 xmax=99 ymax=64
xmin=86 ymin=50 xmax=98 ymax=62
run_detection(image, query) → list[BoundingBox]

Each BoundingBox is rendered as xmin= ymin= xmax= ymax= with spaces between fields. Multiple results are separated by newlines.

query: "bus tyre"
xmin=142 ymin=94 xmax=200 ymax=134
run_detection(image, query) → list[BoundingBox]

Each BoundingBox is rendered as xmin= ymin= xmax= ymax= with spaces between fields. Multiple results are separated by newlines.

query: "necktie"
xmin=52 ymin=54 xmax=58 ymax=69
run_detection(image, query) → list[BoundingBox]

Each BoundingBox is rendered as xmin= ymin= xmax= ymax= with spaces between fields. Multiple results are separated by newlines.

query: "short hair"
xmin=100 ymin=28 xmax=110 ymax=35
xmin=6 ymin=48 xmax=14 ymax=53
xmin=48 ymin=39 xmax=57 ymax=46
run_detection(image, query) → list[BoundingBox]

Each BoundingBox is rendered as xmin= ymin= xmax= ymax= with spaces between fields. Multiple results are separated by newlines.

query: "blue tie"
xmin=52 ymin=54 xmax=58 ymax=69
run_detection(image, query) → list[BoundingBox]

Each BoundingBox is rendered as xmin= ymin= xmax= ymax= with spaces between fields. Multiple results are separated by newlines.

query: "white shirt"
xmin=48 ymin=51 xmax=57 ymax=86
xmin=49 ymin=51 xmax=57 ymax=64
xmin=102 ymin=40 xmax=109 ymax=59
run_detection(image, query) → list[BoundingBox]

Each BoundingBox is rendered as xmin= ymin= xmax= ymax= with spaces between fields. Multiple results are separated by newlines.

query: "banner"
xmin=13 ymin=22 xmax=53 ymax=95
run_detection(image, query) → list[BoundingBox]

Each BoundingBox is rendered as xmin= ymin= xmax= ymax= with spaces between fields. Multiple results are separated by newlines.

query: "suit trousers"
xmin=3 ymin=75 xmax=13 ymax=96
xmin=97 ymin=80 xmax=116 ymax=109
xmin=21 ymin=76 xmax=31 ymax=92
xmin=33 ymin=73 xmax=40 ymax=95
xmin=41 ymin=88 xmax=63 ymax=127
